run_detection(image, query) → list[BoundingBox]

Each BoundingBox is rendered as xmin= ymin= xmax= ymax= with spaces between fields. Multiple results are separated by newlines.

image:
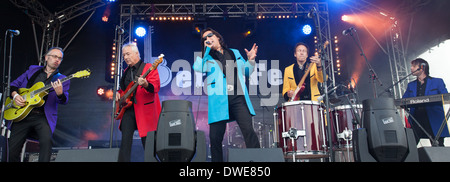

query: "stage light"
xmin=244 ymin=30 xmax=252 ymax=37
xmin=135 ymin=27 xmax=146 ymax=37
xmin=97 ymin=86 xmax=113 ymax=100
xmin=302 ymin=24 xmax=312 ymax=35
xmin=97 ymin=87 xmax=105 ymax=96
xmin=341 ymin=15 xmax=350 ymax=22
xmin=102 ymin=16 xmax=108 ymax=22
xmin=145 ymin=100 xmax=206 ymax=162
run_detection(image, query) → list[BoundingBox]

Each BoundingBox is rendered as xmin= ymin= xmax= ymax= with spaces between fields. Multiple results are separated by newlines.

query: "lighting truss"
xmin=8 ymin=0 xmax=108 ymax=64
xmin=118 ymin=2 xmax=335 ymax=86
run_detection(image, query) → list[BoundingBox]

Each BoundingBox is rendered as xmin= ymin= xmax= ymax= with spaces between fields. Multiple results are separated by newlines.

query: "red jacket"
xmin=119 ymin=63 xmax=161 ymax=137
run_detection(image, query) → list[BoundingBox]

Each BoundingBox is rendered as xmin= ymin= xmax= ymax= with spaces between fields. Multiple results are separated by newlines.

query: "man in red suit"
xmin=115 ymin=43 xmax=161 ymax=162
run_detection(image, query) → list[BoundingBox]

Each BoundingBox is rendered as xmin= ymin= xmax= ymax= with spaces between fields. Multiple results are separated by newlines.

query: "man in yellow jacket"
xmin=282 ymin=42 xmax=324 ymax=101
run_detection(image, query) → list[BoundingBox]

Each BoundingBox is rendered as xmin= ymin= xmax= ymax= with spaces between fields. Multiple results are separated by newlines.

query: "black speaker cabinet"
xmin=418 ymin=147 xmax=450 ymax=162
xmin=55 ymin=148 xmax=120 ymax=162
xmin=228 ymin=148 xmax=285 ymax=162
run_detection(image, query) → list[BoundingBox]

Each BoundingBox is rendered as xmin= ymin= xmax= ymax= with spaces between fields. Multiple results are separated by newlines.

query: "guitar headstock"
xmin=72 ymin=69 xmax=91 ymax=79
xmin=153 ymin=54 xmax=164 ymax=67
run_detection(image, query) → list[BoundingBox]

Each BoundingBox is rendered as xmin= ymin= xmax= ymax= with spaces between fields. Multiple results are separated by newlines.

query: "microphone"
xmin=205 ymin=41 xmax=212 ymax=45
xmin=307 ymin=7 xmax=316 ymax=18
xmin=420 ymin=63 xmax=426 ymax=70
xmin=8 ymin=29 xmax=20 ymax=36
xmin=116 ymin=26 xmax=124 ymax=34
xmin=342 ymin=27 xmax=354 ymax=36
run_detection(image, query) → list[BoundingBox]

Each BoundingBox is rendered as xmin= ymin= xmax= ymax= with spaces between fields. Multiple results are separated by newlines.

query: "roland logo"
xmin=409 ymin=98 xmax=430 ymax=104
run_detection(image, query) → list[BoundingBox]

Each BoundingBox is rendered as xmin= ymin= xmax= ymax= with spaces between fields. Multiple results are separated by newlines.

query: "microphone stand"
xmin=347 ymin=29 xmax=382 ymax=98
xmin=109 ymin=25 xmax=123 ymax=148
xmin=378 ymin=68 xmax=421 ymax=98
xmin=1 ymin=30 xmax=18 ymax=162
xmin=310 ymin=7 xmax=335 ymax=162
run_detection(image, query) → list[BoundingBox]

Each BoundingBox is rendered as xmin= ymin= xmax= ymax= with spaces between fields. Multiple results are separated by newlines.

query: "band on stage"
xmin=1 ymin=28 xmax=448 ymax=162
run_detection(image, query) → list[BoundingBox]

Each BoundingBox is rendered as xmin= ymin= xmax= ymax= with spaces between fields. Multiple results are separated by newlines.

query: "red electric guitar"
xmin=290 ymin=41 xmax=328 ymax=101
xmin=114 ymin=54 xmax=164 ymax=120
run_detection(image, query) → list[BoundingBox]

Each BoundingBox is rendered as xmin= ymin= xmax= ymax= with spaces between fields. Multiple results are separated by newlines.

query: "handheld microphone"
xmin=342 ymin=27 xmax=354 ymax=36
xmin=205 ymin=41 xmax=212 ymax=45
xmin=8 ymin=29 xmax=20 ymax=36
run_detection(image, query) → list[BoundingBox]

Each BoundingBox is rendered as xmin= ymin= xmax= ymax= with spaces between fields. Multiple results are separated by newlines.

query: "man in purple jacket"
xmin=8 ymin=47 xmax=69 ymax=162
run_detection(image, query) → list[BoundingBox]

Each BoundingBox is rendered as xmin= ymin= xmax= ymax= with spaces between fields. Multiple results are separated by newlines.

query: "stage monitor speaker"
xmin=228 ymin=148 xmax=285 ymax=162
xmin=418 ymin=147 xmax=450 ymax=162
xmin=362 ymin=98 xmax=409 ymax=162
xmin=155 ymin=100 xmax=196 ymax=162
xmin=55 ymin=148 xmax=119 ymax=162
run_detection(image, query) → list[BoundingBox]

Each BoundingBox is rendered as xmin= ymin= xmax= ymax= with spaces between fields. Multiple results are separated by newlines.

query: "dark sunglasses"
xmin=202 ymin=32 xmax=214 ymax=40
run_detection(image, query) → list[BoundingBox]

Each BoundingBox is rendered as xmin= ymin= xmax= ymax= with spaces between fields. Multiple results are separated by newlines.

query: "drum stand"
xmin=282 ymin=127 xmax=305 ymax=162
xmin=337 ymin=127 xmax=352 ymax=161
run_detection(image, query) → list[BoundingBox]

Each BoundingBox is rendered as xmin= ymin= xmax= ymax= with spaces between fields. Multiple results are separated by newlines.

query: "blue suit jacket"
xmin=193 ymin=47 xmax=255 ymax=124
xmin=402 ymin=77 xmax=449 ymax=137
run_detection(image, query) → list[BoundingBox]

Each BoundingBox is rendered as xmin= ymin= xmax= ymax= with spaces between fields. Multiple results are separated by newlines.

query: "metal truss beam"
xmin=8 ymin=0 xmax=107 ymax=64
xmin=119 ymin=3 xmax=328 ymax=17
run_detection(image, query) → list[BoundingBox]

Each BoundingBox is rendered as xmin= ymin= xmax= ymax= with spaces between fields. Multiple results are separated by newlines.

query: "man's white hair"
xmin=122 ymin=42 xmax=141 ymax=59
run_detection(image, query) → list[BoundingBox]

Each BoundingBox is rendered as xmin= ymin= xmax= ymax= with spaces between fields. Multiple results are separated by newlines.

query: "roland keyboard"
xmin=394 ymin=93 xmax=450 ymax=106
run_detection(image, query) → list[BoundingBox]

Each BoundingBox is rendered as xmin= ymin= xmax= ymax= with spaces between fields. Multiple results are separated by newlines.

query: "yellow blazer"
xmin=282 ymin=63 xmax=324 ymax=101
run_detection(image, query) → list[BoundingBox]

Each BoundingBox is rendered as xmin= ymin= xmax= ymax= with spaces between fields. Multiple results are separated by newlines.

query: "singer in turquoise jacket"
xmin=193 ymin=46 xmax=256 ymax=124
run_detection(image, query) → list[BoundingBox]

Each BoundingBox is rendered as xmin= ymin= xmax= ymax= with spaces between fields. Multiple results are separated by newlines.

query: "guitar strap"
xmin=132 ymin=61 xmax=147 ymax=104
xmin=136 ymin=61 xmax=146 ymax=79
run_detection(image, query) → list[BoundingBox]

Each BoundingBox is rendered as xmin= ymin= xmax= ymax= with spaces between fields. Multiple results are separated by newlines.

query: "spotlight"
xmin=341 ymin=15 xmax=350 ymax=22
xmin=302 ymin=24 xmax=312 ymax=35
xmin=135 ymin=26 xmax=146 ymax=37
xmin=192 ymin=22 xmax=206 ymax=35
xmin=97 ymin=87 xmax=105 ymax=96
xmin=97 ymin=86 xmax=113 ymax=100
xmin=102 ymin=16 xmax=108 ymax=22
xmin=244 ymin=30 xmax=252 ymax=37
xmin=145 ymin=100 xmax=206 ymax=162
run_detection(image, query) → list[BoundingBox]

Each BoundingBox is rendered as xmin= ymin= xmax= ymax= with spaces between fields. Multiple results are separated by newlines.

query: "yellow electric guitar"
xmin=3 ymin=69 xmax=91 ymax=122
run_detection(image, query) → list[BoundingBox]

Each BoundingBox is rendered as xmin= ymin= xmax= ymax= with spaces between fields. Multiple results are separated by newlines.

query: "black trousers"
xmin=118 ymin=107 xmax=146 ymax=162
xmin=209 ymin=96 xmax=260 ymax=162
xmin=8 ymin=113 xmax=52 ymax=162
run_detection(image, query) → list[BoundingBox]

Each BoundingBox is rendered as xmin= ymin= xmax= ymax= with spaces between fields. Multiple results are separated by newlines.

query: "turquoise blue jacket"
xmin=193 ymin=47 xmax=256 ymax=124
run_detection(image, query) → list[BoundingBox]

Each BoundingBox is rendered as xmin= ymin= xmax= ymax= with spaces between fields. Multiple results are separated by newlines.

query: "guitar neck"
xmin=34 ymin=74 xmax=73 ymax=94
xmin=297 ymin=63 xmax=315 ymax=87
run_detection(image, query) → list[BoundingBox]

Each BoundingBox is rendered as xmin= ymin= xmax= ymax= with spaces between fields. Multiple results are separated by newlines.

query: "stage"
xmin=1 ymin=0 xmax=450 ymax=164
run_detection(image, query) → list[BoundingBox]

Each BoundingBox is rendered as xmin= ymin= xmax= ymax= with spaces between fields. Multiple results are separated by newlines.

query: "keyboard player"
xmin=402 ymin=58 xmax=449 ymax=146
